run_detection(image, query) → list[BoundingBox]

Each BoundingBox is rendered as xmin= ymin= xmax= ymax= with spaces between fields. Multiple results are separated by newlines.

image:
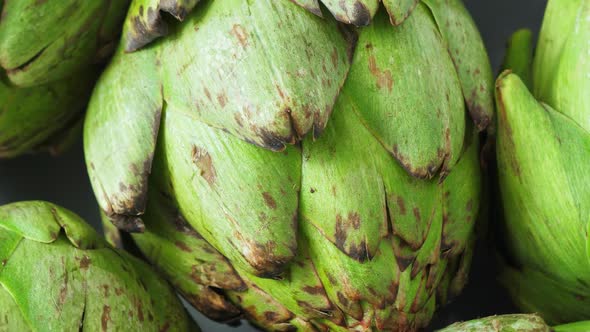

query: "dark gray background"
xmin=0 ymin=1 xmax=547 ymax=331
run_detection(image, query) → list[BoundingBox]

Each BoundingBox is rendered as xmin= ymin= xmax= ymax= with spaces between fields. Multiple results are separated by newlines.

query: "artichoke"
xmin=85 ymin=0 xmax=493 ymax=330
xmin=0 ymin=0 xmax=129 ymax=157
xmin=437 ymin=314 xmax=590 ymax=332
xmin=0 ymin=201 xmax=197 ymax=331
xmin=495 ymin=0 xmax=590 ymax=323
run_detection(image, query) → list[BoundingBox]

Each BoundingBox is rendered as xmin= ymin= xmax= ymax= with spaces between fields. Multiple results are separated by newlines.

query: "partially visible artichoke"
xmin=0 ymin=0 xmax=129 ymax=157
xmin=437 ymin=314 xmax=590 ymax=332
xmin=86 ymin=0 xmax=493 ymax=330
xmin=0 ymin=201 xmax=197 ymax=331
xmin=496 ymin=0 xmax=590 ymax=324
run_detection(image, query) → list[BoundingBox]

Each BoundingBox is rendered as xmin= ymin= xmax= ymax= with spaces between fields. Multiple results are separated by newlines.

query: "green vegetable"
xmin=0 ymin=0 xmax=129 ymax=157
xmin=437 ymin=314 xmax=590 ymax=332
xmin=496 ymin=0 xmax=590 ymax=324
xmin=0 ymin=201 xmax=198 ymax=331
xmin=86 ymin=0 xmax=493 ymax=330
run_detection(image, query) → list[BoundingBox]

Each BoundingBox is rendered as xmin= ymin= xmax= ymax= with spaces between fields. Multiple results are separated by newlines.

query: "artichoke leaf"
xmin=0 ymin=1 xmax=123 ymax=86
xmin=161 ymin=0 xmax=353 ymax=151
xmin=548 ymin=0 xmax=590 ymax=131
xmin=440 ymin=126 xmax=480 ymax=257
xmin=343 ymin=5 xmax=465 ymax=179
xmin=290 ymin=0 xmax=323 ymax=17
xmin=496 ymin=72 xmax=588 ymax=283
xmin=130 ymin=188 xmax=244 ymax=321
xmin=502 ymin=29 xmax=534 ymax=88
xmin=423 ymin=0 xmax=494 ymax=131
xmin=532 ymin=0 xmax=583 ymax=101
xmin=160 ymin=105 xmax=301 ymax=277
xmin=500 ymin=264 xmax=590 ymax=325
xmin=382 ymin=0 xmax=419 ymax=25
xmin=319 ymin=0 xmax=379 ymax=26
xmin=123 ymin=0 xmax=200 ymax=52
xmin=84 ymin=46 xmax=162 ymax=233
xmin=0 ymin=77 xmax=94 ymax=158
xmin=437 ymin=314 xmax=551 ymax=332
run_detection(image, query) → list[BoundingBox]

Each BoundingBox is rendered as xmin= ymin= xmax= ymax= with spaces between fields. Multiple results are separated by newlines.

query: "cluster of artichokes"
xmin=0 ymin=0 xmax=588 ymax=331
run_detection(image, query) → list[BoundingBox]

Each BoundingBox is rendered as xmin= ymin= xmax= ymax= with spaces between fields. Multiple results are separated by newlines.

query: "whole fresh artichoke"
xmin=85 ymin=0 xmax=493 ymax=330
xmin=495 ymin=0 xmax=590 ymax=324
xmin=0 ymin=0 xmax=129 ymax=158
xmin=0 ymin=201 xmax=197 ymax=331
xmin=437 ymin=314 xmax=590 ymax=332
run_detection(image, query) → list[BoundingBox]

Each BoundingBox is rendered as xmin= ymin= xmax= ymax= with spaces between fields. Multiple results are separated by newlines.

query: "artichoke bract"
xmin=437 ymin=314 xmax=590 ymax=332
xmin=0 ymin=0 xmax=129 ymax=158
xmin=0 ymin=201 xmax=197 ymax=331
xmin=495 ymin=0 xmax=590 ymax=324
xmin=85 ymin=0 xmax=493 ymax=330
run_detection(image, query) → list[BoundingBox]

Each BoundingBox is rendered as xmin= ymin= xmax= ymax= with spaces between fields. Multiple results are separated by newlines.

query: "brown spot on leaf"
xmin=191 ymin=146 xmax=217 ymax=186
xmin=102 ymin=305 xmax=111 ymax=331
xmin=217 ymin=93 xmax=228 ymax=107
xmin=337 ymin=291 xmax=349 ymax=307
xmin=466 ymin=199 xmax=473 ymax=211
xmin=230 ymin=24 xmax=249 ymax=48
xmin=264 ymin=311 xmax=279 ymax=322
xmin=262 ymin=192 xmax=277 ymax=209
xmin=331 ymin=47 xmax=339 ymax=68
xmin=396 ymin=196 xmax=406 ymax=215
xmin=348 ymin=212 xmax=361 ymax=229
xmin=137 ymin=301 xmax=144 ymax=321
xmin=203 ymin=88 xmax=212 ymax=101
xmin=175 ymin=241 xmax=192 ymax=253
xmin=302 ymin=285 xmax=324 ymax=295
xmin=79 ymin=255 xmax=91 ymax=269
xmin=412 ymin=207 xmax=421 ymax=222
xmin=368 ymin=54 xmax=393 ymax=92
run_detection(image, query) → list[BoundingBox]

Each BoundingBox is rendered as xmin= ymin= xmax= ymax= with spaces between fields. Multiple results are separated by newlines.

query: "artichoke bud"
xmin=85 ymin=0 xmax=491 ymax=330
xmin=496 ymin=17 xmax=590 ymax=320
xmin=437 ymin=314 xmax=590 ymax=332
xmin=0 ymin=201 xmax=198 ymax=331
xmin=436 ymin=314 xmax=552 ymax=332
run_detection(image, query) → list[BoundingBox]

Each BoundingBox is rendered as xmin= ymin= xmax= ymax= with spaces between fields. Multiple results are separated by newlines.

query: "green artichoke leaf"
xmin=500 ymin=264 xmax=590 ymax=325
xmin=243 ymin=243 xmax=340 ymax=325
xmin=496 ymin=72 xmax=590 ymax=285
xmin=554 ymin=321 xmax=590 ymax=332
xmin=0 ymin=201 xmax=104 ymax=249
xmin=0 ymin=285 xmax=29 ymax=332
xmin=225 ymin=280 xmax=319 ymax=331
xmin=318 ymin=0 xmax=379 ymax=26
xmin=159 ymin=104 xmax=301 ymax=277
xmin=289 ymin=0 xmax=323 ymax=17
xmin=0 ymin=76 xmax=94 ymax=158
xmin=84 ymin=46 xmax=162 ymax=233
xmin=123 ymin=0 xmax=200 ymax=52
xmin=160 ymin=0 xmax=353 ymax=151
xmin=293 ymin=0 xmax=418 ymax=26
xmin=440 ymin=126 xmax=480 ymax=257
xmin=532 ymin=0 xmax=583 ymax=101
xmin=382 ymin=0 xmax=419 ymax=25
xmin=129 ymin=188 xmax=244 ymax=321
xmin=423 ymin=0 xmax=494 ymax=132
xmin=502 ymin=29 xmax=534 ymax=88
xmin=436 ymin=314 xmax=551 ymax=332
xmin=546 ymin=0 xmax=590 ymax=131
xmin=0 ymin=201 xmax=197 ymax=331
xmin=0 ymin=1 xmax=127 ymax=87
xmin=344 ymin=5 xmax=465 ymax=179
